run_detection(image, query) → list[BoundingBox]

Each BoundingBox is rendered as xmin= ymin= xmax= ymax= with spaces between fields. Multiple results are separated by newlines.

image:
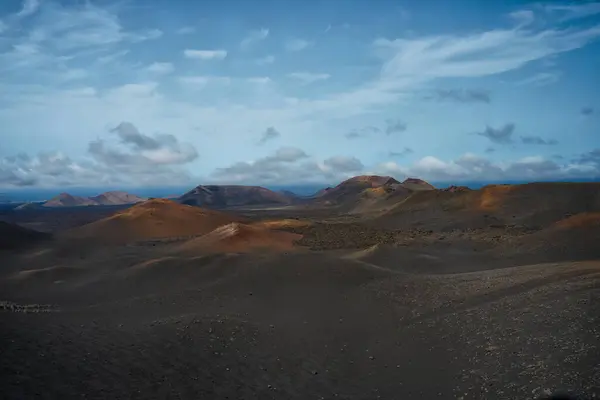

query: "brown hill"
xmin=0 ymin=221 xmax=50 ymax=251
xmin=63 ymin=199 xmax=244 ymax=244
xmin=503 ymin=212 xmax=600 ymax=262
xmin=43 ymin=191 xmax=144 ymax=207
xmin=90 ymin=191 xmax=145 ymax=205
xmin=178 ymin=222 xmax=302 ymax=253
xmin=370 ymin=182 xmax=600 ymax=231
xmin=43 ymin=193 xmax=97 ymax=207
xmin=401 ymin=178 xmax=436 ymax=191
xmin=179 ymin=185 xmax=292 ymax=208
xmin=314 ymin=175 xmax=400 ymax=204
xmin=312 ymin=175 xmax=436 ymax=213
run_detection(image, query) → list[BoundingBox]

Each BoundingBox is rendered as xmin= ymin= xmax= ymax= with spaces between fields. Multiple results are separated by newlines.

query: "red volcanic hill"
xmin=371 ymin=182 xmax=600 ymax=231
xmin=0 ymin=221 xmax=50 ymax=250
xmin=178 ymin=222 xmax=302 ymax=254
xmin=179 ymin=185 xmax=293 ymax=208
xmin=43 ymin=191 xmax=145 ymax=207
xmin=63 ymin=199 xmax=245 ymax=244
xmin=313 ymin=175 xmax=436 ymax=213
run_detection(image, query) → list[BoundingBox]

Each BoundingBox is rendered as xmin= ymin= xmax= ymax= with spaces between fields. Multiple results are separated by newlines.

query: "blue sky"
xmin=0 ymin=0 xmax=599 ymax=188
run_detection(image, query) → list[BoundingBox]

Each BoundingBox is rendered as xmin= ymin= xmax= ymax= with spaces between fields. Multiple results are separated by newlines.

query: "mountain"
xmin=90 ymin=191 xmax=145 ymax=205
xmin=315 ymin=175 xmax=401 ymax=204
xmin=370 ymin=182 xmax=600 ymax=232
xmin=0 ymin=221 xmax=50 ymax=250
xmin=311 ymin=175 xmax=437 ymax=213
xmin=43 ymin=193 xmax=98 ymax=207
xmin=179 ymin=185 xmax=292 ymax=208
xmin=42 ymin=191 xmax=144 ymax=207
xmin=400 ymin=178 xmax=436 ymax=191
xmin=63 ymin=199 xmax=245 ymax=244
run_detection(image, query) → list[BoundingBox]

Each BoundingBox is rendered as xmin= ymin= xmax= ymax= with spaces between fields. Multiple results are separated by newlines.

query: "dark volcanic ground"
xmin=1 ymin=205 xmax=599 ymax=399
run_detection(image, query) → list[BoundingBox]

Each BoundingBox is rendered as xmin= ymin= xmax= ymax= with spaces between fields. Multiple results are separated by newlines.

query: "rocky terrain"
xmin=0 ymin=176 xmax=599 ymax=399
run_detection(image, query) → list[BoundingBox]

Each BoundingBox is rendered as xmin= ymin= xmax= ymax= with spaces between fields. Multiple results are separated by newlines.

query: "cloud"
xmin=509 ymin=10 xmax=535 ymax=26
xmin=285 ymin=38 xmax=311 ymax=52
xmin=389 ymin=147 xmax=413 ymax=157
xmin=374 ymin=25 xmax=600 ymax=83
xmin=176 ymin=26 xmax=196 ymax=35
xmin=345 ymin=126 xmax=381 ymax=139
xmin=577 ymin=149 xmax=600 ymax=168
xmin=246 ymin=77 xmax=271 ymax=84
xmin=385 ymin=119 xmax=407 ymax=135
xmin=376 ymin=152 xmax=598 ymax=182
xmin=475 ymin=123 xmax=515 ymax=144
xmin=16 ymin=0 xmax=41 ymax=18
xmin=323 ymin=156 xmax=364 ymax=172
xmin=146 ymin=62 xmax=174 ymax=75
xmin=520 ymin=135 xmax=558 ymax=145
xmin=581 ymin=106 xmax=595 ymax=116
xmin=287 ymin=72 xmax=331 ymax=84
xmin=344 ymin=120 xmax=405 ymax=138
xmin=183 ymin=49 xmax=227 ymax=60
xmin=178 ymin=76 xmax=231 ymax=87
xmin=210 ymin=150 xmax=365 ymax=185
xmin=431 ymin=88 xmax=491 ymax=103
xmin=0 ymin=123 xmax=198 ymax=187
xmin=95 ymin=122 xmax=198 ymax=165
xmin=0 ymin=20 xmax=7 ymax=34
xmin=258 ymin=127 xmax=281 ymax=144
xmin=515 ymin=71 xmax=562 ymax=86
xmin=240 ymin=28 xmax=269 ymax=50
xmin=255 ymin=55 xmax=275 ymax=65
xmin=543 ymin=3 xmax=600 ymax=22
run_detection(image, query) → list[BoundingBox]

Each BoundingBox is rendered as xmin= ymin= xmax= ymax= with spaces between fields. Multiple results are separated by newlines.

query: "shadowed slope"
xmin=0 ymin=221 xmax=51 ymax=251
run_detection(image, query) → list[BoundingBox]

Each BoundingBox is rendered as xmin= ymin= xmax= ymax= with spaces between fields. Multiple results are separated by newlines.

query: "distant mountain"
xmin=179 ymin=185 xmax=293 ymax=208
xmin=314 ymin=175 xmax=402 ymax=204
xmin=310 ymin=175 xmax=436 ymax=213
xmin=42 ymin=191 xmax=145 ymax=207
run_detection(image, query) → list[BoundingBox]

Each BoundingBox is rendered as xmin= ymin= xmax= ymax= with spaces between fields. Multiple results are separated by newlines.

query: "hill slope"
xmin=311 ymin=175 xmax=435 ymax=213
xmin=0 ymin=221 xmax=50 ymax=250
xmin=179 ymin=185 xmax=292 ymax=208
xmin=370 ymin=182 xmax=600 ymax=231
xmin=63 ymin=199 xmax=244 ymax=244
xmin=178 ymin=222 xmax=302 ymax=253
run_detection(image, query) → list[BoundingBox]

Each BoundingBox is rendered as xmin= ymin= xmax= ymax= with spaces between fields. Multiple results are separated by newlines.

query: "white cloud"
xmin=509 ymin=10 xmax=535 ymax=26
xmin=374 ymin=152 xmax=596 ymax=182
xmin=178 ymin=76 xmax=231 ymax=87
xmin=287 ymin=72 xmax=331 ymax=84
xmin=543 ymin=2 xmax=600 ymax=22
xmin=16 ymin=0 xmax=41 ymax=18
xmin=240 ymin=28 xmax=269 ymax=50
xmin=0 ymin=20 xmax=8 ymax=34
xmin=285 ymin=38 xmax=312 ymax=52
xmin=255 ymin=55 xmax=275 ymax=65
xmin=183 ymin=49 xmax=228 ymax=60
xmin=176 ymin=26 xmax=196 ymax=35
xmin=515 ymin=71 xmax=562 ymax=86
xmin=247 ymin=77 xmax=271 ymax=84
xmin=147 ymin=62 xmax=175 ymax=75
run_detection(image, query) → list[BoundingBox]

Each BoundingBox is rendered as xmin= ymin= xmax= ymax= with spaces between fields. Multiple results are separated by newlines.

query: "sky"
xmin=0 ymin=0 xmax=599 ymax=190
